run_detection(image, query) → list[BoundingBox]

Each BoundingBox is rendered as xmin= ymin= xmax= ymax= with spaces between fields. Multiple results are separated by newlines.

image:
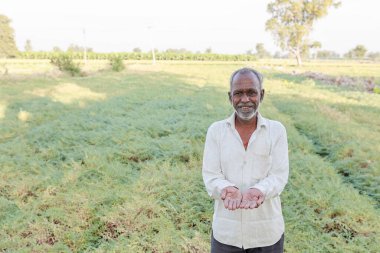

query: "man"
xmin=202 ymin=67 xmax=289 ymax=253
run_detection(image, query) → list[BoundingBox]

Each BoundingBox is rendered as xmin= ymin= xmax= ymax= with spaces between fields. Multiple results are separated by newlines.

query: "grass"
xmin=264 ymin=74 xmax=380 ymax=208
xmin=0 ymin=59 xmax=379 ymax=252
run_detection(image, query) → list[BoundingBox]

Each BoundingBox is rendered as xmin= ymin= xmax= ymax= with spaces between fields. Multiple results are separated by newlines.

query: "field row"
xmin=265 ymin=73 xmax=380 ymax=208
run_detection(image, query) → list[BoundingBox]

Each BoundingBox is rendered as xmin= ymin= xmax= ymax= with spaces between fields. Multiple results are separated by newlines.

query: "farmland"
xmin=0 ymin=59 xmax=379 ymax=252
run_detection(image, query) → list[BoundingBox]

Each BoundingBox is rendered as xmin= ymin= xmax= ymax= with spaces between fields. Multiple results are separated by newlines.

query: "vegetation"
xmin=367 ymin=52 xmax=380 ymax=61
xmin=19 ymin=51 xmax=257 ymax=62
xmin=24 ymin=40 xmax=33 ymax=52
xmin=109 ymin=57 xmax=125 ymax=72
xmin=266 ymin=0 xmax=340 ymax=65
xmin=316 ymin=50 xmax=340 ymax=59
xmin=0 ymin=14 xmax=18 ymax=58
xmin=165 ymin=48 xmax=192 ymax=54
xmin=67 ymin=44 xmax=93 ymax=53
xmin=344 ymin=45 xmax=368 ymax=59
xmin=0 ymin=60 xmax=379 ymax=252
xmin=255 ymin=43 xmax=271 ymax=59
xmin=50 ymin=54 xmax=82 ymax=76
xmin=15 ymin=48 xmax=380 ymax=63
xmin=52 ymin=46 xmax=63 ymax=53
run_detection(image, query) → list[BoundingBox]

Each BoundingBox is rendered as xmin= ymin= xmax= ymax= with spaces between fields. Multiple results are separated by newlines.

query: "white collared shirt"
xmin=202 ymin=112 xmax=289 ymax=249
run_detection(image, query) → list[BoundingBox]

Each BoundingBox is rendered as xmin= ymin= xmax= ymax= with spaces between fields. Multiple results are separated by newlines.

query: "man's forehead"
xmin=231 ymin=72 xmax=260 ymax=88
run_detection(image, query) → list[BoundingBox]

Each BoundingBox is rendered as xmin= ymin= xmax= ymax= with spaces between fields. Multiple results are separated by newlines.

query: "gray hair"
xmin=229 ymin=67 xmax=264 ymax=90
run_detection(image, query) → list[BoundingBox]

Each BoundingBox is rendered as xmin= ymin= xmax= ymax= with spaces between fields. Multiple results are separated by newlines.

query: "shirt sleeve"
xmin=202 ymin=124 xmax=236 ymax=199
xmin=251 ymin=124 xmax=289 ymax=199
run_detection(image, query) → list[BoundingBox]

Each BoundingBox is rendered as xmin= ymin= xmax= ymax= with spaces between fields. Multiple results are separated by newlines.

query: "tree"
xmin=255 ymin=43 xmax=271 ymax=58
xmin=165 ymin=48 xmax=191 ymax=54
xmin=67 ymin=44 xmax=80 ymax=52
xmin=367 ymin=52 xmax=380 ymax=61
xmin=246 ymin=49 xmax=254 ymax=55
xmin=304 ymin=41 xmax=321 ymax=58
xmin=67 ymin=44 xmax=93 ymax=53
xmin=274 ymin=51 xmax=288 ymax=58
xmin=316 ymin=50 xmax=340 ymax=59
xmin=344 ymin=45 xmax=367 ymax=59
xmin=24 ymin=39 xmax=32 ymax=52
xmin=266 ymin=0 xmax=340 ymax=65
xmin=0 ymin=14 xmax=18 ymax=58
xmin=205 ymin=47 xmax=212 ymax=54
xmin=52 ymin=46 xmax=62 ymax=52
xmin=133 ymin=47 xmax=141 ymax=53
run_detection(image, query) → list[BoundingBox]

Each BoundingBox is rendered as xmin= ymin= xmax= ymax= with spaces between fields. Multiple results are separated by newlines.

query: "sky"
xmin=1 ymin=0 xmax=379 ymax=55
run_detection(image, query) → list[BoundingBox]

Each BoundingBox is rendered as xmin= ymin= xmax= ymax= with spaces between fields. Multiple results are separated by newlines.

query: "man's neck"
xmin=235 ymin=114 xmax=258 ymax=130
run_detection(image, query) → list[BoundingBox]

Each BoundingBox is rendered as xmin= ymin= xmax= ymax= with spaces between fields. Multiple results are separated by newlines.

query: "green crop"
xmin=0 ymin=59 xmax=379 ymax=252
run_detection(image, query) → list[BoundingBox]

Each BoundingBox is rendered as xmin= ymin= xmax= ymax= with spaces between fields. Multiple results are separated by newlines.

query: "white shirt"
xmin=202 ymin=112 xmax=289 ymax=249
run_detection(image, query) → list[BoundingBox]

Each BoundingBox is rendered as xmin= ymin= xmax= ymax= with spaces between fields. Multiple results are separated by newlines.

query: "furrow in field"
xmin=262 ymin=100 xmax=380 ymax=252
xmin=268 ymin=93 xmax=380 ymax=208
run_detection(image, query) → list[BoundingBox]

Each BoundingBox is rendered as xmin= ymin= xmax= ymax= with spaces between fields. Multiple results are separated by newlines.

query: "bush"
xmin=109 ymin=57 xmax=125 ymax=72
xmin=50 ymin=55 xmax=81 ymax=76
xmin=373 ymin=87 xmax=380 ymax=94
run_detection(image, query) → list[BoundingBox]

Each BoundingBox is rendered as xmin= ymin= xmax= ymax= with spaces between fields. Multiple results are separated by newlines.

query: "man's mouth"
xmin=241 ymin=106 xmax=252 ymax=111
xmin=238 ymin=105 xmax=254 ymax=112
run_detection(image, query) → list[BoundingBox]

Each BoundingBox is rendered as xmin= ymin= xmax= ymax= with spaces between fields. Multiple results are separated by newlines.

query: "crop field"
xmin=0 ymin=59 xmax=379 ymax=252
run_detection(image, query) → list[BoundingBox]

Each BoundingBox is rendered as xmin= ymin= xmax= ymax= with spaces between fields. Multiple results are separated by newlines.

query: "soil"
xmin=298 ymin=71 xmax=377 ymax=92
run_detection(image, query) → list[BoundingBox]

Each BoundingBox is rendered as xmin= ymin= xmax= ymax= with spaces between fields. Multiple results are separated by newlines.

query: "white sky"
xmin=1 ymin=0 xmax=379 ymax=55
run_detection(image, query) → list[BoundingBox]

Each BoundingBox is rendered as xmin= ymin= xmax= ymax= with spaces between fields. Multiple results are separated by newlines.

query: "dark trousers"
xmin=211 ymin=233 xmax=284 ymax=253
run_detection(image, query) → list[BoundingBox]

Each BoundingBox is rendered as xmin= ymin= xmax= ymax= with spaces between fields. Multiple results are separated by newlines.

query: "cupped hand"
xmin=239 ymin=188 xmax=265 ymax=209
xmin=221 ymin=186 xmax=242 ymax=211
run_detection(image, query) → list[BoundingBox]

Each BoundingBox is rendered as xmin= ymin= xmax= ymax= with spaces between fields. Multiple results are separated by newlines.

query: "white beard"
xmin=235 ymin=103 xmax=259 ymax=121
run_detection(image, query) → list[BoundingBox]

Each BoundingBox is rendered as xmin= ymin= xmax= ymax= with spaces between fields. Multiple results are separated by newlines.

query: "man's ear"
xmin=260 ymin=89 xmax=265 ymax=102
xmin=228 ymin=92 xmax=232 ymax=103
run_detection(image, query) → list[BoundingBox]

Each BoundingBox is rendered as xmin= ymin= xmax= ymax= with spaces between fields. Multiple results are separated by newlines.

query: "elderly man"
xmin=202 ymin=67 xmax=289 ymax=253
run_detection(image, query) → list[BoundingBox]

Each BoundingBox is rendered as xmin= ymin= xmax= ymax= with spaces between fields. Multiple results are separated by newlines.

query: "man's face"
xmin=228 ymin=72 xmax=264 ymax=121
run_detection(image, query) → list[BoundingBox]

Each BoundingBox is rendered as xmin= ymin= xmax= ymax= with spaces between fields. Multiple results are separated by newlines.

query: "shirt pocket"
xmin=251 ymin=153 xmax=272 ymax=179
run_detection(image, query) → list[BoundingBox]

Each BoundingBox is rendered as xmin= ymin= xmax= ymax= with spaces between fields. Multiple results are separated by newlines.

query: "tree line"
xmin=18 ymin=51 xmax=258 ymax=62
xmin=14 ymin=44 xmax=380 ymax=62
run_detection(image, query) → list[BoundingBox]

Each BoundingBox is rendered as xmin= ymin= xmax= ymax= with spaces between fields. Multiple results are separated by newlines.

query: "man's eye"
xmin=247 ymin=91 xmax=257 ymax=97
xmin=234 ymin=92 xmax=242 ymax=96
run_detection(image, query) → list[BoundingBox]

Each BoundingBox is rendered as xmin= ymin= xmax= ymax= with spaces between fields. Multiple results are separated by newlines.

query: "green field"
xmin=0 ymin=60 xmax=379 ymax=252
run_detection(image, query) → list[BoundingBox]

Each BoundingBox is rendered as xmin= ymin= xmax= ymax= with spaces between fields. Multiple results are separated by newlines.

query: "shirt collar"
xmin=226 ymin=112 xmax=267 ymax=130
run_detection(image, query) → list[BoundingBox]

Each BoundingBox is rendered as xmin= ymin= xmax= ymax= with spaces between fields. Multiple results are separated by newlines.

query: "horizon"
xmin=1 ymin=0 xmax=380 ymax=55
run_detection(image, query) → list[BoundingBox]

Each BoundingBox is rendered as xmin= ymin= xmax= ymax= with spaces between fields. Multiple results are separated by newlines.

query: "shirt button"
xmin=243 ymin=161 xmax=247 ymax=165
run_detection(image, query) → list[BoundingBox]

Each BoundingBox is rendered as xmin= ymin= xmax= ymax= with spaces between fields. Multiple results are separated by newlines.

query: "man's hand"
xmin=239 ymin=188 xmax=265 ymax=209
xmin=221 ymin=186 xmax=242 ymax=211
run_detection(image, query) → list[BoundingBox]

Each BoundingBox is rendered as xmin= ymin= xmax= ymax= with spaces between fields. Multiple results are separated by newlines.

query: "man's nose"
xmin=241 ymin=93 xmax=250 ymax=102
